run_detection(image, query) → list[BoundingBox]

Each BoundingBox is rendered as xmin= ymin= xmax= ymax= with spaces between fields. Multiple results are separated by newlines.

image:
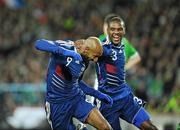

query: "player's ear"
xmin=83 ymin=46 xmax=91 ymax=56
xmin=84 ymin=46 xmax=89 ymax=53
xmin=107 ymin=27 xmax=110 ymax=34
xmin=75 ymin=39 xmax=84 ymax=45
xmin=103 ymin=23 xmax=108 ymax=35
xmin=123 ymin=27 xmax=126 ymax=35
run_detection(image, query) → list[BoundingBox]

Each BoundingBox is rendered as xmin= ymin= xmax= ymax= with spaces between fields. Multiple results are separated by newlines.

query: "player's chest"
xmin=107 ymin=48 xmax=125 ymax=65
xmin=56 ymin=56 xmax=85 ymax=79
xmin=67 ymin=58 xmax=85 ymax=77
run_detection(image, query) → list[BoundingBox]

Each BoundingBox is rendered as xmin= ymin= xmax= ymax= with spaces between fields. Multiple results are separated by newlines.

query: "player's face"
xmin=83 ymin=45 xmax=102 ymax=62
xmin=107 ymin=21 xmax=125 ymax=45
xmin=84 ymin=49 xmax=101 ymax=62
xmin=88 ymin=51 xmax=100 ymax=62
xmin=82 ymin=38 xmax=102 ymax=62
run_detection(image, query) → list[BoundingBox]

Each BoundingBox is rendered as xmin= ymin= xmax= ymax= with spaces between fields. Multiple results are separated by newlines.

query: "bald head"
xmin=84 ymin=37 xmax=103 ymax=56
xmin=74 ymin=36 xmax=103 ymax=62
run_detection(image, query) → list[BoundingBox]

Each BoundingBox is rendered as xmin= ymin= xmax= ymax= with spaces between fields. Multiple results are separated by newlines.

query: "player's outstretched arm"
xmin=79 ymin=80 xmax=113 ymax=107
xmin=35 ymin=39 xmax=82 ymax=61
xmin=35 ymin=39 xmax=64 ymax=53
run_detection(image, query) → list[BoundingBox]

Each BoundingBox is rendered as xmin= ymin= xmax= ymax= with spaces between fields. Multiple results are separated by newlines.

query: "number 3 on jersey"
xmin=111 ymin=49 xmax=117 ymax=61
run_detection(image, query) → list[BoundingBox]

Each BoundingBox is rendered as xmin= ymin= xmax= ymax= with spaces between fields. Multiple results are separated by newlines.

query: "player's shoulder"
xmin=101 ymin=42 xmax=113 ymax=57
xmin=55 ymin=40 xmax=74 ymax=45
xmin=55 ymin=40 xmax=75 ymax=50
xmin=101 ymin=38 xmax=110 ymax=46
xmin=102 ymin=42 xmax=110 ymax=48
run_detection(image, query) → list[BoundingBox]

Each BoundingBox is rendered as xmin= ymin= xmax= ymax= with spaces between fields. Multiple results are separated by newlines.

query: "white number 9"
xmin=66 ymin=57 xmax=73 ymax=66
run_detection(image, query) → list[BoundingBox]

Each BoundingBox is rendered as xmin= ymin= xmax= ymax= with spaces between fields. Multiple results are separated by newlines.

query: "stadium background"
xmin=0 ymin=0 xmax=179 ymax=129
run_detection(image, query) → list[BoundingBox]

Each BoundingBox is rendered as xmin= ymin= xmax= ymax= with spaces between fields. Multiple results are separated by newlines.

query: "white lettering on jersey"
xmin=66 ymin=57 xmax=73 ymax=66
xmin=75 ymin=60 xmax=80 ymax=64
xmin=111 ymin=49 xmax=117 ymax=61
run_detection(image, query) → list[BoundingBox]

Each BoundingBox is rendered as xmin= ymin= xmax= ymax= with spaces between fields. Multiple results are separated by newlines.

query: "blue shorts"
xmin=45 ymin=95 xmax=95 ymax=130
xmin=99 ymin=92 xmax=150 ymax=130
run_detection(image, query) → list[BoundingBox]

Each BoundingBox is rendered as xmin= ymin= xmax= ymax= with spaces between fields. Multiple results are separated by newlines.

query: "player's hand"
xmin=99 ymin=93 xmax=113 ymax=107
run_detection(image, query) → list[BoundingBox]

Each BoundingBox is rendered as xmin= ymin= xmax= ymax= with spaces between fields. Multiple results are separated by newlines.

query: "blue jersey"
xmin=96 ymin=41 xmax=131 ymax=100
xmin=36 ymin=39 xmax=87 ymax=103
xmin=96 ymin=41 xmax=150 ymax=129
xmin=35 ymin=39 xmax=115 ymax=129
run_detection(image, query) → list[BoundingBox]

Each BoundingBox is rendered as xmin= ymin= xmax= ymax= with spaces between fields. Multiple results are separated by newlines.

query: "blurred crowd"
xmin=0 ymin=0 xmax=179 ymax=115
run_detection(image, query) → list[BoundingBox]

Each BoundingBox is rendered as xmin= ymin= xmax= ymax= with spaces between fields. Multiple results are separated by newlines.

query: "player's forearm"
xmin=125 ymin=54 xmax=141 ymax=70
xmin=79 ymin=80 xmax=103 ymax=99
xmin=79 ymin=80 xmax=113 ymax=106
xmin=35 ymin=39 xmax=69 ymax=55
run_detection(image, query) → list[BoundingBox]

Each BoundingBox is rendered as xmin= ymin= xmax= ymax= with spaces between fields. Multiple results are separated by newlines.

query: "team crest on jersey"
xmin=119 ymin=49 xmax=123 ymax=53
xmin=75 ymin=60 xmax=80 ymax=64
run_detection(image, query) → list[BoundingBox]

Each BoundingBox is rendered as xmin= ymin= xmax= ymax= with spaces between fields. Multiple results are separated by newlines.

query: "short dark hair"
xmin=104 ymin=13 xmax=119 ymax=23
xmin=107 ymin=16 xmax=125 ymax=27
xmin=104 ymin=14 xmax=125 ymax=28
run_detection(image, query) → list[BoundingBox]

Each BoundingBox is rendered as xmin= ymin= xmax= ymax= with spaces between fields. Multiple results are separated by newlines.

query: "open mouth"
xmin=113 ymin=35 xmax=120 ymax=43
